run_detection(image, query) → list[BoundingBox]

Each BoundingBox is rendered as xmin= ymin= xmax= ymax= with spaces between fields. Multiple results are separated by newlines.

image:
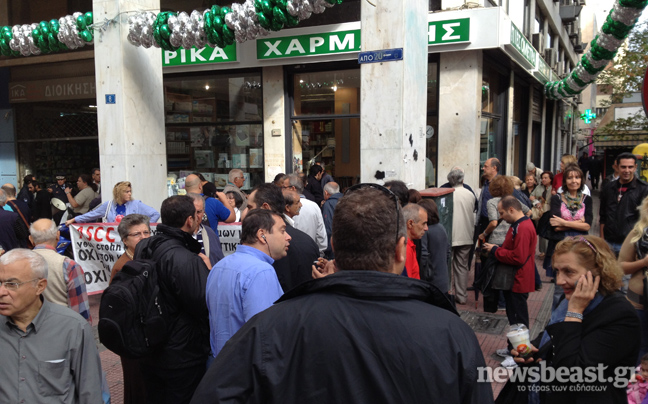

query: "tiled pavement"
xmin=93 ymin=185 xmax=601 ymax=403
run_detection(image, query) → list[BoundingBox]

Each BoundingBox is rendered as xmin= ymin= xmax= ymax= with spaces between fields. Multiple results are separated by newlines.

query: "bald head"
xmin=2 ymin=183 xmax=16 ymax=199
xmin=30 ymin=219 xmax=58 ymax=246
xmin=185 ymin=174 xmax=202 ymax=193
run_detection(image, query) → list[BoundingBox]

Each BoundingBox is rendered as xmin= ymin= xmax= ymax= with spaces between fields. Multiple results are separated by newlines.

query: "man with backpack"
xmin=133 ymin=195 xmax=212 ymax=404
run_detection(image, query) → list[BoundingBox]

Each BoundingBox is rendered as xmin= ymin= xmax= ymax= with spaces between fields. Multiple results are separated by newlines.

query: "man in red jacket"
xmin=483 ymin=196 xmax=536 ymax=367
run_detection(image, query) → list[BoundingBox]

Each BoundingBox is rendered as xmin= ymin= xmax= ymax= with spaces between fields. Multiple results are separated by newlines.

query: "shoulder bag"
xmin=491 ymin=255 xmax=531 ymax=291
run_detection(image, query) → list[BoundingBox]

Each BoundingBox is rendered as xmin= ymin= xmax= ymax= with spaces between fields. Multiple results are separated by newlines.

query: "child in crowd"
xmin=628 ymin=353 xmax=648 ymax=404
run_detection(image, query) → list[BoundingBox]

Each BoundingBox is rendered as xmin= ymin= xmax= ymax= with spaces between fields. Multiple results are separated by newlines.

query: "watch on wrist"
xmin=565 ymin=311 xmax=584 ymax=321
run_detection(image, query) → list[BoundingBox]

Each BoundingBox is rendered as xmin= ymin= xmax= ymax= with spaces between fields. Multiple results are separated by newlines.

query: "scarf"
xmin=563 ymin=191 xmax=583 ymax=213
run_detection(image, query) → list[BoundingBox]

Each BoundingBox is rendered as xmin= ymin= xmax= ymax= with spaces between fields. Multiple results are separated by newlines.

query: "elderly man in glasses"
xmin=30 ymin=218 xmax=91 ymax=324
xmin=0 ymin=248 xmax=105 ymax=404
xmin=190 ymin=184 xmax=493 ymax=404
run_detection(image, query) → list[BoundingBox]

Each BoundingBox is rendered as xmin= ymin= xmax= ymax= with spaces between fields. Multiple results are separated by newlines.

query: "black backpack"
xmin=98 ymin=244 xmax=178 ymax=358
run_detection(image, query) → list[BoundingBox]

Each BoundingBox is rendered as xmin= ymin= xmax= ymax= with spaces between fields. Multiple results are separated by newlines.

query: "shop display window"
xmin=164 ymin=73 xmax=263 ymax=191
xmin=291 ymin=69 xmax=360 ymax=190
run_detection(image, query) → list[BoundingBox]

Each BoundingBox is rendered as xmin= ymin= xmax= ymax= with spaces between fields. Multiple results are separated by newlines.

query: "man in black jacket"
xmin=599 ymin=152 xmax=648 ymax=256
xmin=247 ymin=183 xmax=318 ymax=292
xmin=191 ymin=185 xmax=493 ymax=404
xmin=134 ymin=195 xmax=212 ymax=404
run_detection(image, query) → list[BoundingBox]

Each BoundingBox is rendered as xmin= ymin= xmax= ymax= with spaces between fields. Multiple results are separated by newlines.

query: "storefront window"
xmin=164 ymin=72 xmax=263 ymax=191
xmin=481 ymin=64 xmax=506 ymax=167
xmin=15 ymin=102 xmax=99 ymax=183
xmin=291 ymin=68 xmax=360 ymax=189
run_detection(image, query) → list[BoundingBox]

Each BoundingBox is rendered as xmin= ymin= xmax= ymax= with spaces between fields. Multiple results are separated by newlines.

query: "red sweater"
xmin=405 ymin=239 xmax=420 ymax=279
xmin=493 ymin=216 xmax=536 ymax=293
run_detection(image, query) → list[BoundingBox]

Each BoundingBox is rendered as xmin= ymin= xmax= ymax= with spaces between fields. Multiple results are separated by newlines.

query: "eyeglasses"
xmin=344 ymin=183 xmax=401 ymax=245
xmin=568 ymin=236 xmax=597 ymax=254
xmin=127 ymin=231 xmax=151 ymax=239
xmin=0 ymin=278 xmax=40 ymax=291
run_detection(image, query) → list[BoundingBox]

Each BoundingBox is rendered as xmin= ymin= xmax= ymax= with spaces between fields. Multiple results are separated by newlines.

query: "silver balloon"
xmin=169 ymin=32 xmax=182 ymax=48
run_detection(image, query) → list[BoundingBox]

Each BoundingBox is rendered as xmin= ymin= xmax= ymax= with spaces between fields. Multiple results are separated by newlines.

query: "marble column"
xmin=262 ymin=66 xmax=287 ymax=181
xmin=93 ymin=0 xmax=167 ymax=213
xmin=359 ymin=0 xmax=427 ymax=189
xmin=437 ymin=51 xmax=482 ymax=189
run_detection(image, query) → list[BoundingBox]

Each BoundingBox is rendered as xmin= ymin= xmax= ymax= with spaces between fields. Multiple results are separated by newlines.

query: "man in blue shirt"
xmin=206 ymin=209 xmax=290 ymax=358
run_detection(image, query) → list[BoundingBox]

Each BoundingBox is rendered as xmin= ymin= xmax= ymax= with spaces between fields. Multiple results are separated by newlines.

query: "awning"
xmin=592 ymin=133 xmax=648 ymax=148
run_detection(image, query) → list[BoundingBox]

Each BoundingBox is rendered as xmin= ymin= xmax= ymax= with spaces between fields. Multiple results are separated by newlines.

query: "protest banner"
xmin=70 ymin=222 xmax=241 ymax=294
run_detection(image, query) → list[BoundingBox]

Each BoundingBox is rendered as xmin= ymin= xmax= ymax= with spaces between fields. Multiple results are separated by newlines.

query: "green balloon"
xmin=254 ymin=0 xmax=264 ymax=12
xmin=160 ymin=25 xmax=171 ymax=40
xmin=37 ymin=37 xmax=50 ymax=51
xmin=276 ymin=0 xmax=288 ymax=8
xmin=261 ymin=0 xmax=272 ymax=15
xmin=286 ymin=14 xmax=299 ymax=27
xmin=221 ymin=25 xmax=234 ymax=43
xmin=32 ymin=29 xmax=41 ymax=39
xmin=50 ymin=19 xmax=58 ymax=27
xmin=76 ymin=15 xmax=87 ymax=30
xmin=39 ymin=21 xmax=48 ymax=30
xmin=257 ymin=12 xmax=271 ymax=30
xmin=41 ymin=25 xmax=50 ymax=36
xmin=0 ymin=39 xmax=9 ymax=51
xmin=1 ymin=26 xmax=10 ymax=33
xmin=3 ymin=30 xmax=11 ymax=42
xmin=212 ymin=16 xmax=223 ymax=32
xmin=270 ymin=18 xmax=283 ymax=31
xmin=84 ymin=12 xmax=93 ymax=26
xmin=50 ymin=23 xmax=59 ymax=35
xmin=49 ymin=42 xmax=59 ymax=52
xmin=211 ymin=5 xmax=221 ymax=17
xmin=220 ymin=7 xmax=232 ymax=18
xmin=273 ymin=6 xmax=288 ymax=25
xmin=79 ymin=29 xmax=93 ymax=42
xmin=11 ymin=50 xmax=20 ymax=57
xmin=47 ymin=33 xmax=57 ymax=45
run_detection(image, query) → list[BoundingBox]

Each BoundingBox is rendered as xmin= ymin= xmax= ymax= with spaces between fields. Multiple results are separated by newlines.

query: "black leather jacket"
xmin=599 ymin=176 xmax=648 ymax=244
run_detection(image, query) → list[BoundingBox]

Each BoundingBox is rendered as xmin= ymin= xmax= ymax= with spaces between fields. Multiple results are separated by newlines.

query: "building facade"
xmin=0 ymin=0 xmax=592 ymax=192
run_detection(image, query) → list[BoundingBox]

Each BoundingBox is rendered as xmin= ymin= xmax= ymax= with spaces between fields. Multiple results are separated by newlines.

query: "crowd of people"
xmin=1 ymin=153 xmax=648 ymax=403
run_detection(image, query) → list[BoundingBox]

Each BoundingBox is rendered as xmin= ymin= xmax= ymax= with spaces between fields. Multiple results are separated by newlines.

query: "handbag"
xmin=491 ymin=256 xmax=531 ymax=291
xmin=537 ymin=211 xmax=565 ymax=241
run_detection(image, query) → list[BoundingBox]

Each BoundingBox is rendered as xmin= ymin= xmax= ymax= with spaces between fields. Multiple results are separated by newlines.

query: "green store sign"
xmin=428 ymin=18 xmax=470 ymax=45
xmin=510 ymin=24 xmax=536 ymax=68
xmin=162 ymin=44 xmax=237 ymax=66
xmin=257 ymin=30 xmax=360 ymax=59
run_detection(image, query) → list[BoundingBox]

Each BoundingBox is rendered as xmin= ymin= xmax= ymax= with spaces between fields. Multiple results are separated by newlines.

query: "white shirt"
xmin=292 ymin=195 xmax=328 ymax=254
xmin=556 ymin=184 xmax=591 ymax=196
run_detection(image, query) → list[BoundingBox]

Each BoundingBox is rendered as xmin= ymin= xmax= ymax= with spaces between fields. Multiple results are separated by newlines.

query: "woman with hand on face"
xmin=497 ymin=236 xmax=639 ymax=403
xmin=66 ymin=181 xmax=159 ymax=225
xmin=619 ymin=196 xmax=648 ymax=364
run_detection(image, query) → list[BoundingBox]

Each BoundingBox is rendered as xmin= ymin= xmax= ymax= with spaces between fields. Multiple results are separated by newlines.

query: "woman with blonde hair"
xmin=619 ymin=195 xmax=648 ymax=363
xmin=552 ymin=154 xmax=578 ymax=191
xmin=66 ymin=181 xmax=159 ymax=224
xmin=499 ymin=236 xmax=639 ymax=402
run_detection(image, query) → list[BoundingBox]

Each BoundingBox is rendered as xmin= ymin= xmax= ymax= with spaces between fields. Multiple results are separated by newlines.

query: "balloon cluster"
xmin=545 ymin=0 xmax=646 ymax=99
xmin=127 ymin=0 xmax=344 ymax=52
xmin=0 ymin=11 xmax=93 ymax=57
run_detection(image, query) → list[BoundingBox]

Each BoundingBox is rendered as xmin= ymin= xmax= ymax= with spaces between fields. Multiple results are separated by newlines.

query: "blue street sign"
xmin=358 ymin=48 xmax=403 ymax=64
xmin=105 ymin=94 xmax=116 ymax=104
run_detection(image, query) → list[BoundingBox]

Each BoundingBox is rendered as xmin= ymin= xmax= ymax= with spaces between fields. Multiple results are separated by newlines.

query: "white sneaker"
xmin=496 ymin=348 xmax=510 ymax=358
xmin=501 ymin=356 xmax=518 ymax=369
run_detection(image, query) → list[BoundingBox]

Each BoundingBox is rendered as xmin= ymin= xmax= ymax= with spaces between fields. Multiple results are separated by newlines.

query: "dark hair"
xmin=273 ymin=173 xmax=286 ymax=186
xmin=384 ymin=180 xmax=409 ymax=206
xmin=251 ymin=183 xmax=285 ymax=215
xmin=226 ymin=191 xmax=243 ymax=209
xmin=418 ymin=199 xmax=439 ymax=225
xmin=30 ymin=180 xmax=44 ymax=189
xmin=308 ymin=164 xmax=323 ymax=177
xmin=92 ymin=168 xmax=100 ymax=175
xmin=500 ymin=195 xmax=522 ymax=211
xmin=240 ymin=209 xmax=279 ymax=245
xmin=616 ymin=152 xmax=637 ymax=165
xmin=283 ymin=189 xmax=299 ymax=206
xmin=333 ymin=188 xmax=406 ymax=272
xmin=408 ymin=189 xmax=422 ymax=204
xmin=23 ymin=175 xmax=34 ymax=185
xmin=161 ymin=195 xmax=195 ymax=228
xmin=562 ymin=164 xmax=585 ymax=192
xmin=541 ymin=171 xmax=554 ymax=181
xmin=490 ymin=158 xmax=501 ymax=173
xmin=117 ymin=214 xmax=151 ymax=239
xmin=192 ymin=172 xmax=207 ymax=182
xmin=79 ymin=173 xmax=98 ymax=192
xmin=489 ymin=175 xmax=514 ymax=198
